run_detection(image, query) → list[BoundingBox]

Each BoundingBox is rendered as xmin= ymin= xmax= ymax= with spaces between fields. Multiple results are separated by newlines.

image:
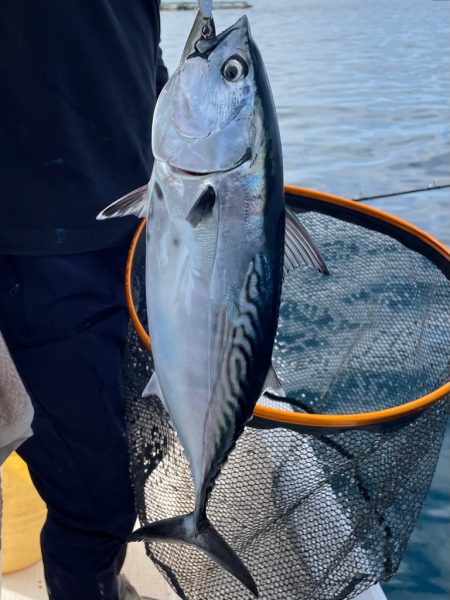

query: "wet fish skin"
xmin=98 ymin=10 xmax=326 ymax=596
xmin=145 ymin=16 xmax=281 ymax=595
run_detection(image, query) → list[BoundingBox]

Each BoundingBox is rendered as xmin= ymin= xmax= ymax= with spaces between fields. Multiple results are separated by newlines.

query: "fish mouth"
xmin=169 ymin=148 xmax=252 ymax=177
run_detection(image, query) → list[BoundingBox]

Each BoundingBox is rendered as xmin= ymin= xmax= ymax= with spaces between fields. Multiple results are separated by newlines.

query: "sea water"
xmin=159 ymin=1 xmax=449 ymax=597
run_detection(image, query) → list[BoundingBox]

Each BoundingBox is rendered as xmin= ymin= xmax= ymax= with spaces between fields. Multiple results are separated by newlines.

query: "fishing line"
xmin=353 ymin=183 xmax=450 ymax=202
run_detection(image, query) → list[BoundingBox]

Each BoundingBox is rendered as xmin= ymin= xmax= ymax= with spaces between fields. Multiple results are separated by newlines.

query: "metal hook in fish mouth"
xmin=200 ymin=17 xmax=215 ymax=40
xmin=201 ymin=19 xmax=214 ymax=40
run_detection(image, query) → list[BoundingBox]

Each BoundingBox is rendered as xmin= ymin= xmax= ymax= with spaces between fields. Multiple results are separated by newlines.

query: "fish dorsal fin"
xmin=262 ymin=364 xmax=286 ymax=398
xmin=186 ymin=185 xmax=216 ymax=227
xmin=284 ymin=207 xmax=329 ymax=276
xmin=97 ymin=185 xmax=148 ymax=220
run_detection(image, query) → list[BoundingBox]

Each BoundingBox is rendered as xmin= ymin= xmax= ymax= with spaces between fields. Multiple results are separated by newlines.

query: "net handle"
xmin=125 ymin=186 xmax=450 ymax=429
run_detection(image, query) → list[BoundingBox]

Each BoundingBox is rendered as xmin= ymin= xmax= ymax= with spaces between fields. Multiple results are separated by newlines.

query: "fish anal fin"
xmin=142 ymin=372 xmax=173 ymax=426
xmin=142 ymin=371 xmax=161 ymax=398
xmin=284 ymin=207 xmax=329 ymax=276
xmin=97 ymin=185 xmax=148 ymax=220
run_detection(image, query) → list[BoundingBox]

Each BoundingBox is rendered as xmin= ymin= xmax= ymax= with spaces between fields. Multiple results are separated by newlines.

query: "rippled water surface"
xmin=160 ymin=1 xmax=449 ymax=598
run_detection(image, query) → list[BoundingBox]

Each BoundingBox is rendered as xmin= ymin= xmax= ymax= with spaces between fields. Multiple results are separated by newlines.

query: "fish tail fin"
xmin=128 ymin=513 xmax=258 ymax=597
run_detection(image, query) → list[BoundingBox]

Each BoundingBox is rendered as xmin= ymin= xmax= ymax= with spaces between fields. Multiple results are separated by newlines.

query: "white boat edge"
xmin=355 ymin=584 xmax=388 ymax=600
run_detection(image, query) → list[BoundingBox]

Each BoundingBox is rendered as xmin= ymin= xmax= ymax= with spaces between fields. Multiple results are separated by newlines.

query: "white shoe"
xmin=118 ymin=574 xmax=159 ymax=600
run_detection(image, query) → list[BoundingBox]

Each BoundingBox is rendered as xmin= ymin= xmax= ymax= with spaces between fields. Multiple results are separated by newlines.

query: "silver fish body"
xmin=146 ymin=157 xmax=283 ymax=503
xmin=98 ymin=11 xmax=327 ymax=596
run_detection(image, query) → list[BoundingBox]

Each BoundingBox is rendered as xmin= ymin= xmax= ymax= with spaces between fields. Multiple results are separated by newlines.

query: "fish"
xmin=98 ymin=10 xmax=327 ymax=596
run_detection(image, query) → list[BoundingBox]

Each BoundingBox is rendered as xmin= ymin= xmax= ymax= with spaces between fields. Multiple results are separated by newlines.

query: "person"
xmin=0 ymin=2 xmax=168 ymax=598
xmin=1 ymin=331 xmax=34 ymax=591
xmin=0 ymin=332 xmax=33 ymax=467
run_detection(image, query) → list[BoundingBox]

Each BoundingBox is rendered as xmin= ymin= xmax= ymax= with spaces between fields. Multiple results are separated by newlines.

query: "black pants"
xmin=0 ymin=245 xmax=136 ymax=599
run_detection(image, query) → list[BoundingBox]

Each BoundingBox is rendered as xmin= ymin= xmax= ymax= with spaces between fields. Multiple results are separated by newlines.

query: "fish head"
xmin=153 ymin=12 xmax=265 ymax=175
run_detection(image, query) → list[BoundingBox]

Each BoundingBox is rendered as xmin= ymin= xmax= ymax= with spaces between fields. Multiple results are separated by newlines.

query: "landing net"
xmin=123 ymin=187 xmax=450 ymax=600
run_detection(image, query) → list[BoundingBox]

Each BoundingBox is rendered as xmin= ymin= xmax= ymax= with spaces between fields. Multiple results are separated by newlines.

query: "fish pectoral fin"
xmin=284 ymin=207 xmax=329 ymax=276
xmin=129 ymin=514 xmax=258 ymax=597
xmin=97 ymin=185 xmax=148 ymax=220
xmin=186 ymin=185 xmax=216 ymax=227
xmin=262 ymin=364 xmax=286 ymax=398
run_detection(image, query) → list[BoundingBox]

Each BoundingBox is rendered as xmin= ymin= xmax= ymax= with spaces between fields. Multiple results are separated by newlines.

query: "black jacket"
xmin=0 ymin=0 xmax=168 ymax=255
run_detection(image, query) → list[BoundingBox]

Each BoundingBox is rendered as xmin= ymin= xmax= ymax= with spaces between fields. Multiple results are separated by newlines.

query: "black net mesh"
xmin=123 ymin=192 xmax=450 ymax=600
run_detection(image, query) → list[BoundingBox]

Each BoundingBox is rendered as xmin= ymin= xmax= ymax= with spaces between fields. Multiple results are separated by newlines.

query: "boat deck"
xmin=1 ymin=542 xmax=178 ymax=600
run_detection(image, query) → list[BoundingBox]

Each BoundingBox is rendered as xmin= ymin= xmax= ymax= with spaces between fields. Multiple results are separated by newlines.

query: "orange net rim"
xmin=125 ymin=185 xmax=450 ymax=428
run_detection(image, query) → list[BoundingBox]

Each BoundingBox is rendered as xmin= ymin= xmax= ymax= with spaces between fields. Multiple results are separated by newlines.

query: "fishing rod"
xmin=353 ymin=183 xmax=450 ymax=202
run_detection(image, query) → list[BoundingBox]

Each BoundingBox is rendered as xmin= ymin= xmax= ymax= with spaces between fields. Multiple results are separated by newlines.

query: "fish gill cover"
xmin=123 ymin=191 xmax=450 ymax=600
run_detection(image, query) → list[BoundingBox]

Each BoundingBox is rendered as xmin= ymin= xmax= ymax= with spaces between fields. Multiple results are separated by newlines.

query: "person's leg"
xmin=0 ymin=246 xmax=136 ymax=600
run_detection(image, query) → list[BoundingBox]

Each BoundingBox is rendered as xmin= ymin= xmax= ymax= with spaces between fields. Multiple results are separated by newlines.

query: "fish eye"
xmin=221 ymin=55 xmax=248 ymax=82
